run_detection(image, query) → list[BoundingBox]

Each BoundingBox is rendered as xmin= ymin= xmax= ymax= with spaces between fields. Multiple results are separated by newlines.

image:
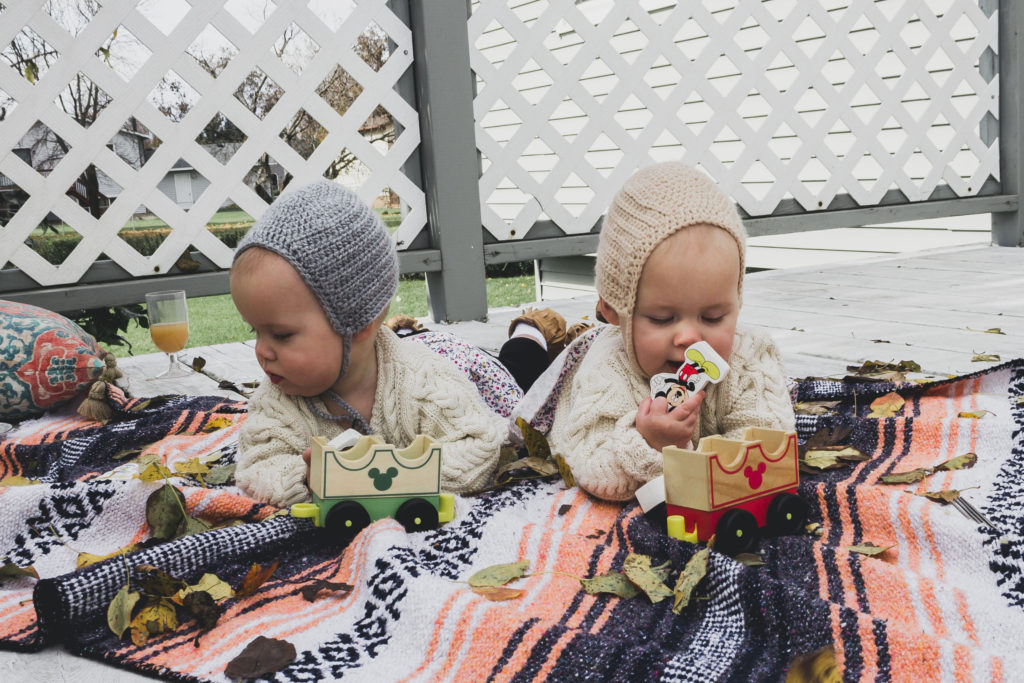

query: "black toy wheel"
xmin=396 ymin=497 xmax=439 ymax=533
xmin=766 ymin=493 xmax=808 ymax=537
xmin=325 ymin=500 xmax=371 ymax=544
xmin=714 ymin=509 xmax=759 ymax=556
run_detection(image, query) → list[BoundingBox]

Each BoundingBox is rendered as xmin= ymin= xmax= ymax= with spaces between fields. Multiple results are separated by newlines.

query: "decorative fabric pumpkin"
xmin=0 ymin=300 xmax=107 ymax=420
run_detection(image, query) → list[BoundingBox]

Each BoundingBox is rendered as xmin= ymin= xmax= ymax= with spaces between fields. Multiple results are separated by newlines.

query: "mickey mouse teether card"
xmin=648 ymin=340 xmax=729 ymax=411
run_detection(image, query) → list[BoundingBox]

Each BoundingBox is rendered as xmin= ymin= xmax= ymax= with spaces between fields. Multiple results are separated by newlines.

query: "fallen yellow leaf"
xmin=867 ymin=392 xmax=905 ymax=418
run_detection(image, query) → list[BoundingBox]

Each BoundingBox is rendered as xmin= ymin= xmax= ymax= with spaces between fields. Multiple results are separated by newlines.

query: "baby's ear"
xmin=597 ymin=297 xmax=620 ymax=326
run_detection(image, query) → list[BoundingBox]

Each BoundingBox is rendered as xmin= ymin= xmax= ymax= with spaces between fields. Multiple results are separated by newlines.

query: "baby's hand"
xmin=636 ymin=391 xmax=704 ymax=453
xmin=301 ymin=447 xmax=311 ymax=476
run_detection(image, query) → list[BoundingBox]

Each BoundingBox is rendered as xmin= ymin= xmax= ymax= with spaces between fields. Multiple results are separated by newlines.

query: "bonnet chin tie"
xmin=305 ymin=335 xmax=371 ymax=433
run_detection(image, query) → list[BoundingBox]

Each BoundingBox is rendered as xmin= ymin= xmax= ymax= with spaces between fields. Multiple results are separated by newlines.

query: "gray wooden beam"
xmin=408 ymin=0 xmax=487 ymax=323
xmin=482 ymin=195 xmax=1017 ymax=264
xmin=990 ymin=0 xmax=1023 ymax=246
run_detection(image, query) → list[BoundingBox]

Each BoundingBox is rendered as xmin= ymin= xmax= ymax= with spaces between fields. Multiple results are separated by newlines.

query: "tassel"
xmin=78 ymin=381 xmax=113 ymax=423
xmin=100 ymin=352 xmax=123 ymax=382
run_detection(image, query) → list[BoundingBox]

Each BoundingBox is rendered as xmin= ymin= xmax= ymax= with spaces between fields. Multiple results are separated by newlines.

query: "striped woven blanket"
xmin=1 ymin=362 xmax=1022 ymax=681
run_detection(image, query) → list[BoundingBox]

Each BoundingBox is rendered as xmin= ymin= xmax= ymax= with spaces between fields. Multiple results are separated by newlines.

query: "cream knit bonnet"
xmin=595 ymin=161 xmax=747 ymax=376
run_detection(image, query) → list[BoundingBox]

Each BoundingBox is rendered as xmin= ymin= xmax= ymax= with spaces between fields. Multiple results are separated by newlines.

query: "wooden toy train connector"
xmin=291 ymin=433 xmax=455 ymax=544
xmin=637 ymin=427 xmax=807 ymax=556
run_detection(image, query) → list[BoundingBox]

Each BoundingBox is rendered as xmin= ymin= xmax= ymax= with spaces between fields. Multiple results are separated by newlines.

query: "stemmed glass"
xmin=145 ymin=290 xmax=191 ymax=379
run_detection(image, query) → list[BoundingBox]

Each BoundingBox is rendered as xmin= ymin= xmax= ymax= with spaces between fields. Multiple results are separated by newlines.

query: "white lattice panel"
xmin=470 ymin=0 xmax=1001 ymax=241
xmin=0 ymin=0 xmax=424 ymax=287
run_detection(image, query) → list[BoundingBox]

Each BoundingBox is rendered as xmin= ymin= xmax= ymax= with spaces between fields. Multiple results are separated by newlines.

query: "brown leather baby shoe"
xmin=508 ymin=307 xmax=567 ymax=360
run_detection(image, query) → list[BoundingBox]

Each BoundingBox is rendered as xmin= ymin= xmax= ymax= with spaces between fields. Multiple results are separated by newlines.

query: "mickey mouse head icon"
xmin=369 ymin=466 xmax=399 ymax=491
xmin=743 ymin=462 xmax=767 ymax=489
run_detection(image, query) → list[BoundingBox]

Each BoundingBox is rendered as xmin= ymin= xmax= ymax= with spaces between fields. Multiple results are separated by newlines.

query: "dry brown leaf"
xmin=77 ymin=543 xmax=139 ymax=570
xmin=867 ymin=392 xmax=905 ymax=418
xmin=672 ymin=547 xmax=710 ymax=613
xmin=879 ymin=468 xmax=930 ymax=485
xmin=471 ymin=586 xmax=524 ymax=601
xmin=918 ymin=490 xmax=962 ymax=504
xmin=957 ymin=410 xmax=990 ymax=419
xmin=129 ymin=597 xmax=178 ymax=646
xmin=972 ymin=353 xmax=1001 ymax=362
xmin=793 ymin=401 xmax=841 ymax=416
xmin=846 ymin=542 xmax=895 ymax=557
xmin=0 ymin=476 xmax=41 ymax=486
xmin=799 ymin=452 xmax=846 ymax=471
xmin=785 ymin=646 xmax=841 ymax=683
xmin=224 ymin=636 xmax=297 ymax=680
xmin=579 ymin=572 xmax=640 ymax=599
xmin=0 ymin=562 xmax=39 ymax=580
xmin=623 ymin=553 xmax=673 ymax=604
xmin=236 ymin=561 xmax=279 ymax=598
xmin=107 ymin=584 xmax=140 ymax=639
xmin=467 ymin=560 xmax=530 ymax=587
xmin=934 ymin=452 xmax=978 ymax=472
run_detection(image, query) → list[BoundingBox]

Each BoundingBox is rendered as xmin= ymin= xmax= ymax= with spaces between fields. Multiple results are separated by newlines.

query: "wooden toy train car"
xmin=660 ymin=427 xmax=806 ymax=556
xmin=291 ymin=434 xmax=455 ymax=543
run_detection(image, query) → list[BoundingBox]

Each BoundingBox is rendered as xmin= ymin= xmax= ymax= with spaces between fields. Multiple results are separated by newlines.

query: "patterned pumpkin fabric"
xmin=0 ymin=300 xmax=106 ymax=420
xmin=1 ymin=362 xmax=1024 ymax=681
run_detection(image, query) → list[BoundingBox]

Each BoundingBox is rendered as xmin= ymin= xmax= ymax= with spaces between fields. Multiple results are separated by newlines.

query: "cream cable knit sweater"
xmin=236 ymin=327 xmax=508 ymax=508
xmin=546 ymin=325 xmax=795 ymax=502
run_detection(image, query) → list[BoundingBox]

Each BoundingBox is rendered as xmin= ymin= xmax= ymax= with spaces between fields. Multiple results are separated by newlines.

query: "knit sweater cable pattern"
xmin=545 ymin=325 xmax=795 ymax=502
xmin=236 ymin=327 xmax=509 ymax=508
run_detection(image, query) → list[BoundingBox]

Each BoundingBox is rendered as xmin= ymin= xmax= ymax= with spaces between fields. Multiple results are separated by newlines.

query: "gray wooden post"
xmin=989 ymin=0 xmax=1023 ymax=246
xmin=407 ymin=0 xmax=488 ymax=322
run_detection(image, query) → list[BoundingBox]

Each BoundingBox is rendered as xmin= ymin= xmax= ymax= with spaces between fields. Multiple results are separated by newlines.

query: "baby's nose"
xmin=673 ymin=321 xmax=701 ymax=348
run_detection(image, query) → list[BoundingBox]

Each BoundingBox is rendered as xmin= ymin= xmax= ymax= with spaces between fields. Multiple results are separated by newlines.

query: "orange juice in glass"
xmin=145 ymin=290 xmax=191 ymax=379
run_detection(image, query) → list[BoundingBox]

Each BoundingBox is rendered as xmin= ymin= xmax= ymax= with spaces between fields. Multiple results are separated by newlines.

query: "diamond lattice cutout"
xmin=102 ymin=25 xmax=152 ymax=81
xmin=0 ymin=176 xmax=29 ymax=230
xmin=136 ymin=0 xmax=190 ymax=36
xmin=188 ymin=25 xmax=239 ymax=78
xmin=158 ymin=159 xmax=208 ymax=210
xmin=55 ymin=72 xmax=112 ymax=129
xmin=26 ymin=221 xmax=83 ymax=266
xmin=17 ymin=121 xmax=67 ymax=175
xmin=225 ymin=0 xmax=278 ymax=34
xmin=235 ymin=66 xmax=283 ymax=119
xmin=325 ymin=148 xmax=371 ymax=187
xmin=355 ymin=23 xmax=390 ymax=72
xmin=281 ymin=109 xmax=327 ymax=160
xmin=197 ymin=113 xmax=247 ymax=164
xmin=44 ymin=0 xmax=98 ymax=37
xmin=317 ymin=64 xmax=361 ymax=116
xmin=65 ymin=167 xmax=122 ymax=220
xmin=149 ymin=70 xmax=200 ymax=122
xmin=0 ymin=86 xmax=16 ymax=120
xmin=275 ymin=22 xmax=320 ymax=75
xmin=3 ymin=26 xmax=58 ymax=82
xmin=246 ymin=153 xmax=287 ymax=202
xmin=307 ymin=0 xmax=357 ymax=33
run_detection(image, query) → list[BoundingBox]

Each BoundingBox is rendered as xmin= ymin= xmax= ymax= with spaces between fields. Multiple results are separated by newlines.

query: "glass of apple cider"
xmin=145 ymin=290 xmax=191 ymax=379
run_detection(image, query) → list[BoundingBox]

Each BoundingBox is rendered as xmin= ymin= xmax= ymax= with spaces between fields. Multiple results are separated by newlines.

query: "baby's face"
xmin=630 ymin=224 xmax=739 ymax=379
xmin=231 ymin=250 xmax=344 ymax=396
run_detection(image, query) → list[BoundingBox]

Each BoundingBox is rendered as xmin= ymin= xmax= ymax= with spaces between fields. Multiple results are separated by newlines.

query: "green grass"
xmin=113 ymin=274 xmax=537 ymax=355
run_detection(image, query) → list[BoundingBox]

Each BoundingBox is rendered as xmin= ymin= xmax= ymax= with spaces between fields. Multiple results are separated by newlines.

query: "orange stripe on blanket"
xmin=954 ymin=589 xmax=980 ymax=646
xmin=954 ymin=643 xmax=973 ymax=683
xmin=400 ymin=590 xmax=467 ymax=682
xmin=454 ymin=607 xmax=548 ymax=682
xmin=0 ymin=592 xmax=37 ymax=636
xmin=917 ymin=577 xmax=949 ymax=640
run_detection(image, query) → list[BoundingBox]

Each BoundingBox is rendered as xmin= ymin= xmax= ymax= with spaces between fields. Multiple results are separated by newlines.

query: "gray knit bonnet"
xmin=234 ymin=179 xmax=398 ymax=337
xmin=234 ymin=179 xmax=397 ymax=432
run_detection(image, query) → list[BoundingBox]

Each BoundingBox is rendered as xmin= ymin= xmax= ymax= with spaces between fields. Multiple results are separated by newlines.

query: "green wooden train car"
xmin=291 ymin=434 xmax=455 ymax=543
